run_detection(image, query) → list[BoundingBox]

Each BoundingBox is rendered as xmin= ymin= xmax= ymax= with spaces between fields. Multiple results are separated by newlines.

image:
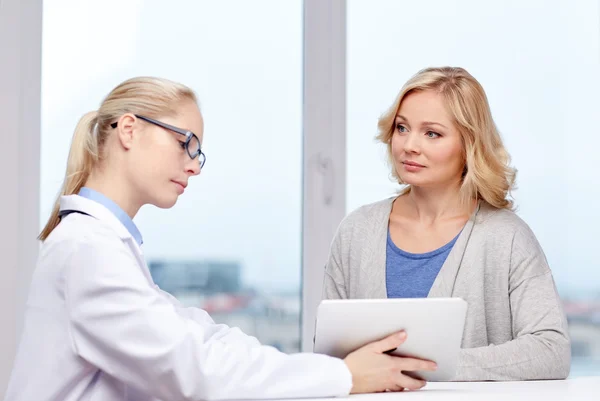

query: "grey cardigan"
xmin=322 ymin=197 xmax=571 ymax=381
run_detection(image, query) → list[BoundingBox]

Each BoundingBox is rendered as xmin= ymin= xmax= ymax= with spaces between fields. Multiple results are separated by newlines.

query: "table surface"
xmin=347 ymin=377 xmax=600 ymax=401
xmin=262 ymin=376 xmax=600 ymax=401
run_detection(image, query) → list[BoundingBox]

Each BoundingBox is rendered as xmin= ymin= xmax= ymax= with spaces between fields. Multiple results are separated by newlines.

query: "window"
xmin=41 ymin=0 xmax=303 ymax=352
xmin=347 ymin=0 xmax=600 ymax=375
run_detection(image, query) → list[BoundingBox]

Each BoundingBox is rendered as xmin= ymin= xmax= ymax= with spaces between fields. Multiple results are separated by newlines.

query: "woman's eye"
xmin=426 ymin=131 xmax=441 ymax=138
xmin=396 ymin=123 xmax=407 ymax=133
xmin=178 ymin=141 xmax=187 ymax=149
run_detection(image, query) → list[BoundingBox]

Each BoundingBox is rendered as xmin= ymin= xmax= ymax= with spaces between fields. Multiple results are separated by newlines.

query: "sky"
xmin=41 ymin=0 xmax=600 ymax=297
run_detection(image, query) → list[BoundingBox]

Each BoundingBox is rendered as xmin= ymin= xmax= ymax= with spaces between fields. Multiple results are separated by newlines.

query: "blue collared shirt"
xmin=78 ymin=187 xmax=143 ymax=246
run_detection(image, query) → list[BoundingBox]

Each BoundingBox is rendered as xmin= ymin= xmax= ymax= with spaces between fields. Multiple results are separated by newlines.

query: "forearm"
xmin=454 ymin=332 xmax=571 ymax=381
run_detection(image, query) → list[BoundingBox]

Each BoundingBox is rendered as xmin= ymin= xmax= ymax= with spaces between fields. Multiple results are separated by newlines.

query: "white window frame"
xmin=301 ymin=0 xmax=347 ymax=352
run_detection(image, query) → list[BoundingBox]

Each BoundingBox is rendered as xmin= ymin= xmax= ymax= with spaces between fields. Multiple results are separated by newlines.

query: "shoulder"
xmin=474 ymin=201 xmax=545 ymax=260
xmin=335 ymin=197 xmax=394 ymax=237
xmin=42 ymin=213 xmax=131 ymax=260
xmin=475 ymin=202 xmax=536 ymax=238
xmin=42 ymin=215 xmax=144 ymax=290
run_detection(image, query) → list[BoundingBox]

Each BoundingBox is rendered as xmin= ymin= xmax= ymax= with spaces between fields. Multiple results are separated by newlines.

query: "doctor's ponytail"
xmin=39 ymin=111 xmax=100 ymax=241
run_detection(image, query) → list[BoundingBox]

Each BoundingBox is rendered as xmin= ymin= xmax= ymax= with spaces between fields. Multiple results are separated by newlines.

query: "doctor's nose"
xmin=186 ymin=159 xmax=201 ymax=176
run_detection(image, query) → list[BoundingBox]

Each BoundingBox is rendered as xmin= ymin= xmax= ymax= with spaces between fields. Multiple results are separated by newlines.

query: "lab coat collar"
xmin=78 ymin=187 xmax=143 ymax=246
xmin=59 ymin=194 xmax=135 ymax=243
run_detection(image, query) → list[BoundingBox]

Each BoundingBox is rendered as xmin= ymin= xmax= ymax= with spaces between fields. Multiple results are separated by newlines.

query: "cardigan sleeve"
xmin=454 ymin=223 xmax=571 ymax=381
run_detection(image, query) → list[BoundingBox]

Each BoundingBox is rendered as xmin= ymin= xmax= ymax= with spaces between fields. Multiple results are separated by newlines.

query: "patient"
xmin=322 ymin=66 xmax=571 ymax=381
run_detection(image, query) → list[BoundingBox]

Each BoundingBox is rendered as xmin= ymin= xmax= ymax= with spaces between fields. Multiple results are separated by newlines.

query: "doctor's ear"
xmin=115 ymin=113 xmax=137 ymax=150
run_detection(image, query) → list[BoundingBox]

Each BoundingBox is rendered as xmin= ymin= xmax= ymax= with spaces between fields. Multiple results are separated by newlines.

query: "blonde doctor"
xmin=5 ymin=77 xmax=437 ymax=401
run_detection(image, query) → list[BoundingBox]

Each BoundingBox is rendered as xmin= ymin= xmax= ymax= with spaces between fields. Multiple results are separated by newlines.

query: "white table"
xmin=343 ymin=377 xmax=600 ymax=401
xmin=258 ymin=377 xmax=599 ymax=401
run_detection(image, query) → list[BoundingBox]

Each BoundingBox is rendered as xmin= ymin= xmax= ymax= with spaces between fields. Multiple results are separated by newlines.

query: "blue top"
xmin=385 ymin=229 xmax=459 ymax=298
xmin=78 ymin=187 xmax=143 ymax=246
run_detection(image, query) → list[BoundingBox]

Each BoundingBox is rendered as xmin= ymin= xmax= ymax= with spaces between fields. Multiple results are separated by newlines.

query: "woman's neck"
xmin=400 ymin=184 xmax=475 ymax=224
xmin=84 ymin=172 xmax=141 ymax=218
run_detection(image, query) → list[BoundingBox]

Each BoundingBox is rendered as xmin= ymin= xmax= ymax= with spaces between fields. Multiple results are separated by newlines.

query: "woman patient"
xmin=323 ymin=66 xmax=571 ymax=381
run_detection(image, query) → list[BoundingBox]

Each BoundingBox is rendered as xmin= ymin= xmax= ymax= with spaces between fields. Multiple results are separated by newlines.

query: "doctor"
xmin=5 ymin=76 xmax=437 ymax=401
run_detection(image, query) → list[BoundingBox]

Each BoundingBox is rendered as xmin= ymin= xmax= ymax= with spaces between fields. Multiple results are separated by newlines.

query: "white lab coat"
xmin=4 ymin=195 xmax=352 ymax=401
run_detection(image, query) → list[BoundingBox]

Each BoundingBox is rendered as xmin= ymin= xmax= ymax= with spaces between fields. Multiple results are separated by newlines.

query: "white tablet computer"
xmin=313 ymin=298 xmax=467 ymax=382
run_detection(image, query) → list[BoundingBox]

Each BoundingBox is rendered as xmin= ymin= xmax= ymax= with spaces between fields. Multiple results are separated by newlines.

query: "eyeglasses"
xmin=111 ymin=115 xmax=206 ymax=168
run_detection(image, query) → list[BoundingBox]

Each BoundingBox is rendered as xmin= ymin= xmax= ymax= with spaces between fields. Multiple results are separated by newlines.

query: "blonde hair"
xmin=376 ymin=66 xmax=516 ymax=210
xmin=39 ymin=76 xmax=197 ymax=241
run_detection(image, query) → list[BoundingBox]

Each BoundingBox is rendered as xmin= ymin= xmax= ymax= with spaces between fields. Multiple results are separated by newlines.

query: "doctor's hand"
xmin=343 ymin=331 xmax=437 ymax=393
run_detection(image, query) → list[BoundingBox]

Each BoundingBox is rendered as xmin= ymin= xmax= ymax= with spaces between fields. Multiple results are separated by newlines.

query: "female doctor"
xmin=5 ymin=77 xmax=437 ymax=401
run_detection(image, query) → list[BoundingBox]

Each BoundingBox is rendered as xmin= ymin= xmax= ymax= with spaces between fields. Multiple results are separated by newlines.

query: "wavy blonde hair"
xmin=376 ymin=66 xmax=516 ymax=210
xmin=39 ymin=77 xmax=197 ymax=241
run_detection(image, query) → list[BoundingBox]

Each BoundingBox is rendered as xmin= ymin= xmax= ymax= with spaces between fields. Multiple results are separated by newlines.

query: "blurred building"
xmin=148 ymin=259 xmax=301 ymax=353
xmin=563 ymin=297 xmax=600 ymax=375
xmin=149 ymin=260 xmax=243 ymax=295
